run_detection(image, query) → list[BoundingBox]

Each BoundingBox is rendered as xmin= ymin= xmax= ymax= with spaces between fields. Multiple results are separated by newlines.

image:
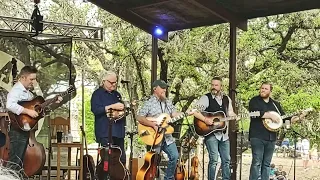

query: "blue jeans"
xmin=205 ymin=135 xmax=230 ymax=180
xmin=249 ymin=138 xmax=275 ymax=180
xmin=161 ymin=142 xmax=179 ymax=180
xmin=8 ymin=127 xmax=29 ymax=172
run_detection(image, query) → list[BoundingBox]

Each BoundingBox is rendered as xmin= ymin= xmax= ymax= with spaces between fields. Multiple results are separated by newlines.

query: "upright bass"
xmin=0 ymin=58 xmax=18 ymax=163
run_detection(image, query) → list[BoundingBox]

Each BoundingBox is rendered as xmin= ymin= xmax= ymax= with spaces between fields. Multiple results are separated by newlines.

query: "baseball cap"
xmin=152 ymin=80 xmax=169 ymax=89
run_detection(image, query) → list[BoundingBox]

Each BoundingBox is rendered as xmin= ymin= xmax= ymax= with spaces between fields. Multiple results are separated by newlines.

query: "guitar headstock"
xmin=299 ymin=107 xmax=313 ymax=119
xmin=80 ymin=125 xmax=85 ymax=134
xmin=66 ymin=85 xmax=75 ymax=94
xmin=302 ymin=107 xmax=313 ymax=113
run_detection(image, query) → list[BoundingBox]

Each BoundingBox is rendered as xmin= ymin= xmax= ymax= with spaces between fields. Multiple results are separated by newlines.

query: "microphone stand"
xmin=122 ymin=81 xmax=137 ymax=180
xmin=238 ymin=118 xmax=244 ymax=180
xmin=290 ymin=129 xmax=302 ymax=180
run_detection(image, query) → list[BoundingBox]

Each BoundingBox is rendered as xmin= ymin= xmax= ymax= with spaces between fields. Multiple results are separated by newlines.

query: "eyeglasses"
xmin=105 ymin=80 xmax=117 ymax=85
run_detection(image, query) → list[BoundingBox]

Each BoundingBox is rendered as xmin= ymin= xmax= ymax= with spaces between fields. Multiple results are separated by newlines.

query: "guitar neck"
xmin=219 ymin=116 xmax=236 ymax=122
xmin=167 ymin=113 xmax=186 ymax=124
xmin=40 ymin=90 xmax=69 ymax=108
xmin=218 ymin=111 xmax=260 ymax=122
xmin=281 ymin=112 xmax=296 ymax=119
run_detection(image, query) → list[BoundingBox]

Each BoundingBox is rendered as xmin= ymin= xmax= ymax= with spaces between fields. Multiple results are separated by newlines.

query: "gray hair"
xmin=100 ymin=71 xmax=117 ymax=86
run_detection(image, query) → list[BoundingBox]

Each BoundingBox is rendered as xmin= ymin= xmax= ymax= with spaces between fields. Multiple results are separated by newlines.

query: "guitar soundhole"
xmin=34 ymin=105 xmax=42 ymax=113
xmin=212 ymin=118 xmax=220 ymax=125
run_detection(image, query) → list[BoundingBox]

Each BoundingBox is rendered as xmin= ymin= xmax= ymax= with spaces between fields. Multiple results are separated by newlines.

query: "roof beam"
xmin=88 ymin=0 xmax=168 ymax=41
xmin=191 ymin=0 xmax=247 ymax=31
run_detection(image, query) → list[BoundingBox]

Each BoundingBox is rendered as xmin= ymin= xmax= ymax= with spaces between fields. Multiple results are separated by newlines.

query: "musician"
xmin=248 ymin=82 xmax=299 ymax=180
xmin=6 ymin=66 xmax=63 ymax=172
xmin=137 ymin=79 xmax=191 ymax=180
xmin=90 ymin=71 xmax=126 ymax=163
xmin=193 ymin=76 xmax=236 ymax=180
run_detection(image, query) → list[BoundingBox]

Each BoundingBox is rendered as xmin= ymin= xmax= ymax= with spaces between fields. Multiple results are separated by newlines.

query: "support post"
xmin=228 ymin=23 xmax=237 ymax=180
xmin=151 ymin=36 xmax=158 ymax=93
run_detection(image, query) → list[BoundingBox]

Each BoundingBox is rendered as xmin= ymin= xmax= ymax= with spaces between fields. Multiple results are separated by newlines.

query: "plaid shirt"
xmin=137 ymin=95 xmax=176 ymax=145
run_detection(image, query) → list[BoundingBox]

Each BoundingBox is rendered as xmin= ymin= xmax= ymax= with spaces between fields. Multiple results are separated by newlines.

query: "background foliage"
xmin=0 ymin=1 xmax=319 ymax=147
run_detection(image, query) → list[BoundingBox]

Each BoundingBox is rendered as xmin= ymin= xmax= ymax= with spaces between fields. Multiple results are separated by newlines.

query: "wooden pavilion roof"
xmin=88 ymin=0 xmax=320 ymax=40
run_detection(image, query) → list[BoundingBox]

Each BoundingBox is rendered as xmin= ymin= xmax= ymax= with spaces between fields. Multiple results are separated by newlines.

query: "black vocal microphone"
xmin=120 ymin=80 xmax=130 ymax=84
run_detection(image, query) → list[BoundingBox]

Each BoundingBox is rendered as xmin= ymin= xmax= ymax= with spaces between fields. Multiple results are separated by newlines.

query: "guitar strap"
xmin=160 ymin=100 xmax=172 ymax=117
xmin=272 ymin=101 xmax=281 ymax=114
xmin=28 ymin=90 xmax=37 ymax=98
xmin=222 ymin=95 xmax=229 ymax=134
xmin=272 ymin=100 xmax=285 ymax=144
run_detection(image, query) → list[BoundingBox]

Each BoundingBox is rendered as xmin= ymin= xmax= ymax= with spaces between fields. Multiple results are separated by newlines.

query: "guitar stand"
xmin=176 ymin=122 xmax=196 ymax=180
xmin=45 ymin=108 xmax=53 ymax=180
xmin=151 ymin=127 xmax=165 ymax=180
xmin=126 ymin=131 xmax=137 ymax=180
xmin=238 ymin=118 xmax=245 ymax=180
xmin=202 ymin=137 xmax=205 ymax=180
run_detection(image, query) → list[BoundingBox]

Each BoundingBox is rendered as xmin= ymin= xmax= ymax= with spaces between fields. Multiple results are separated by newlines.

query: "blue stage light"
xmin=154 ymin=27 xmax=163 ymax=36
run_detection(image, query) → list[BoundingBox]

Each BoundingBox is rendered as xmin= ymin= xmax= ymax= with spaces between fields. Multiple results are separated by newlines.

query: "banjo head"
xmin=263 ymin=112 xmax=283 ymax=132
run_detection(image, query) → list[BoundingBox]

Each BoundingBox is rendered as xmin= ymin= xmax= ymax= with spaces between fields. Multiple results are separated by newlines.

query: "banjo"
xmin=262 ymin=108 xmax=313 ymax=132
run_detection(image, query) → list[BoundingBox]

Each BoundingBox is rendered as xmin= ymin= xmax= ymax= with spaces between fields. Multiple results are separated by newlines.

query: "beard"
xmin=260 ymin=92 xmax=270 ymax=98
xmin=159 ymin=94 xmax=167 ymax=101
xmin=212 ymin=89 xmax=221 ymax=95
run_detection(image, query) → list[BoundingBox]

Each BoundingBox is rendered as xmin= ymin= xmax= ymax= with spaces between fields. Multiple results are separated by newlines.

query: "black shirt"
xmin=248 ymin=95 xmax=285 ymax=141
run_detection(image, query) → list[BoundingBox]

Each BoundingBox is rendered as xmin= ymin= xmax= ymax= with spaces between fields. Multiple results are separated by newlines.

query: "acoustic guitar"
xmin=136 ymin=151 xmax=161 ymax=180
xmin=194 ymin=111 xmax=260 ymax=136
xmin=189 ymin=156 xmax=199 ymax=180
xmin=136 ymin=115 xmax=168 ymax=180
xmin=175 ymin=147 xmax=187 ymax=180
xmin=8 ymin=86 xmax=75 ymax=131
xmin=138 ymin=111 xmax=196 ymax=146
xmin=80 ymin=126 xmax=95 ymax=180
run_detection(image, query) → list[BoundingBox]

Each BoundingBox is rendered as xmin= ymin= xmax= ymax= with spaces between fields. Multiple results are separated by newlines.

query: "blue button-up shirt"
xmin=90 ymin=87 xmax=125 ymax=139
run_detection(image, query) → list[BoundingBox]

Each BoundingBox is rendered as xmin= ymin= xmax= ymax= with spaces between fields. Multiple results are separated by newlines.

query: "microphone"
xmin=285 ymin=120 xmax=291 ymax=130
xmin=120 ymin=80 xmax=130 ymax=84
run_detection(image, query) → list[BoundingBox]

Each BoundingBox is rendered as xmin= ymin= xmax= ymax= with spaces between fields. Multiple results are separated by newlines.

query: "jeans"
xmin=249 ymin=138 xmax=276 ymax=180
xmin=205 ymin=135 xmax=230 ymax=180
xmin=8 ymin=127 xmax=29 ymax=172
xmin=161 ymin=142 xmax=179 ymax=180
xmin=98 ymin=137 xmax=126 ymax=164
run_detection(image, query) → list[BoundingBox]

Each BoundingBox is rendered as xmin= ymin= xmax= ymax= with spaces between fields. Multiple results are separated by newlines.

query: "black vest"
xmin=204 ymin=93 xmax=229 ymax=114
